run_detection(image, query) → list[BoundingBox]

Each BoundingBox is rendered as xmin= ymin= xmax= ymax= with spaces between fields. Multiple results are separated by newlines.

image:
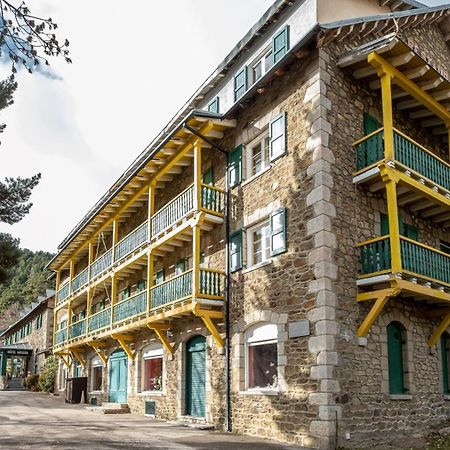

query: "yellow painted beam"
xmin=200 ymin=315 xmax=224 ymax=348
xmin=429 ymin=312 xmax=450 ymax=347
xmin=71 ymin=349 xmax=86 ymax=367
xmin=396 ymin=279 xmax=450 ymax=303
xmin=88 ymin=241 xmax=94 ymax=265
xmin=148 ymin=324 xmax=174 ymax=355
xmin=356 ymin=286 xmax=400 ymax=302
xmin=368 ymin=52 xmax=450 ymax=123
xmin=110 ymin=274 xmax=117 ymax=325
xmin=55 ymin=270 xmax=61 ymax=292
xmin=193 ymin=304 xmax=223 ymax=319
xmin=357 ymin=295 xmax=390 ymax=337
xmin=87 ymin=343 xmax=108 ymax=365
xmin=111 ymin=334 xmax=135 ymax=359
xmin=380 ymin=73 xmax=395 ymax=160
xmin=60 ymin=355 xmax=72 ymax=369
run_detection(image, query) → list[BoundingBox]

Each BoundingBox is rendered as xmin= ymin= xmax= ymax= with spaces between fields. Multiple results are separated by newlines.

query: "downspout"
xmin=182 ymin=123 xmax=232 ymax=433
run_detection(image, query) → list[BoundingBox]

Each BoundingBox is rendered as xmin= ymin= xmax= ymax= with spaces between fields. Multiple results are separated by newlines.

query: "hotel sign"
xmin=4 ymin=349 xmax=31 ymax=356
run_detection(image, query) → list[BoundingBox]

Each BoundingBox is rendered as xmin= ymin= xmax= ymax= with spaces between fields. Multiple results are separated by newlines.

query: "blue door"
xmin=185 ymin=335 xmax=206 ymax=417
xmin=108 ymin=349 xmax=128 ymax=403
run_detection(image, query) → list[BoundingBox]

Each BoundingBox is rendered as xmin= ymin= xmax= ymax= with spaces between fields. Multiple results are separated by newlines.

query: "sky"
xmin=0 ymin=0 xmax=448 ymax=253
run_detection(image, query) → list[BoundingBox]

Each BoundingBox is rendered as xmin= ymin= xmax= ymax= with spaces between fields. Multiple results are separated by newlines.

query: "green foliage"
xmin=0 ymin=246 xmax=54 ymax=326
xmin=24 ymin=373 xmax=40 ymax=392
xmin=0 ymin=233 xmax=20 ymax=283
xmin=38 ymin=356 xmax=58 ymax=393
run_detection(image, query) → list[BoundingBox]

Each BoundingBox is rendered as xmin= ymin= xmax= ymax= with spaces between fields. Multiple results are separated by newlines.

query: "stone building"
xmin=48 ymin=0 xmax=450 ymax=448
xmin=0 ymin=291 xmax=55 ymax=390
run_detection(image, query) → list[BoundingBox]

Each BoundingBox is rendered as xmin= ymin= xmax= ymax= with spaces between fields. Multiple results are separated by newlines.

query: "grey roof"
xmin=0 ymin=343 xmax=33 ymax=351
xmin=0 ymin=291 xmax=55 ymax=338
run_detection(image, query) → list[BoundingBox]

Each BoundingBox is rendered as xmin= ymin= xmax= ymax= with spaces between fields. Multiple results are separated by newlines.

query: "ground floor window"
xmin=91 ymin=356 xmax=103 ymax=391
xmin=142 ymin=344 xmax=163 ymax=392
xmin=245 ymin=323 xmax=278 ymax=390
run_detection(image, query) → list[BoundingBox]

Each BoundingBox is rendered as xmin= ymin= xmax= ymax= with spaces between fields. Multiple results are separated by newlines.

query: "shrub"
xmin=38 ymin=356 xmax=58 ymax=393
xmin=24 ymin=373 xmax=40 ymax=391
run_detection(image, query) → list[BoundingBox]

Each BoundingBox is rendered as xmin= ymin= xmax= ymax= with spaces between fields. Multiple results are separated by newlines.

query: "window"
xmin=202 ymin=167 xmax=214 ymax=185
xmin=380 ymin=213 xmax=418 ymax=241
xmin=230 ymin=230 xmax=243 ymax=273
xmin=248 ymin=222 xmax=271 ymax=267
xmin=270 ymin=209 xmax=287 ymax=256
xmin=251 ymin=49 xmax=273 ymax=84
xmin=137 ymin=280 xmax=146 ymax=292
xmin=176 ymin=259 xmax=186 ymax=276
xmin=35 ymin=314 xmax=43 ymax=330
xmin=207 ymin=97 xmax=220 ymax=114
xmin=245 ymin=323 xmax=278 ymax=390
xmin=234 ymin=66 xmax=247 ymax=101
xmin=363 ymin=112 xmax=380 ymax=135
xmin=228 ymin=145 xmax=243 ymax=188
xmin=269 ymin=113 xmax=286 ymax=160
xmin=154 ymin=269 xmax=165 ymax=285
xmin=91 ymin=356 xmax=103 ymax=391
xmin=387 ymin=321 xmax=407 ymax=395
xmin=74 ymin=360 xmax=82 ymax=378
xmin=122 ymin=286 xmax=130 ymax=300
xmin=272 ymin=26 xmax=289 ymax=65
xmin=142 ymin=344 xmax=163 ymax=392
xmin=247 ymin=133 xmax=270 ymax=178
xmin=441 ymin=240 xmax=450 ymax=255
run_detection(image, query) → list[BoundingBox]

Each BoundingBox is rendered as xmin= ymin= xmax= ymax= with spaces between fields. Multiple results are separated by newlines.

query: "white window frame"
xmin=245 ymin=131 xmax=270 ymax=181
xmin=250 ymin=46 xmax=273 ymax=85
xmin=244 ymin=323 xmax=278 ymax=392
xmin=246 ymin=219 xmax=271 ymax=269
xmin=90 ymin=356 xmax=103 ymax=392
xmin=141 ymin=344 xmax=164 ymax=393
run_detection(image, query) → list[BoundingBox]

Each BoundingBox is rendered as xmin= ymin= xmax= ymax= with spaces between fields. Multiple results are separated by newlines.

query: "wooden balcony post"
xmin=194 ymin=139 xmax=202 ymax=211
xmin=384 ymin=175 xmax=402 ymax=273
xmin=86 ymin=288 xmax=92 ymax=336
xmin=67 ymin=301 xmax=73 ymax=342
xmin=380 ymin=72 xmax=394 ymax=161
xmin=147 ymin=250 xmax=154 ymax=312
xmin=88 ymin=241 xmax=94 ymax=264
xmin=148 ymin=183 xmax=155 ymax=238
xmin=55 ymin=270 xmax=61 ymax=292
xmin=110 ymin=274 xmax=117 ymax=326
xmin=112 ymin=219 xmax=119 ymax=262
xmin=193 ymin=223 xmax=201 ymax=299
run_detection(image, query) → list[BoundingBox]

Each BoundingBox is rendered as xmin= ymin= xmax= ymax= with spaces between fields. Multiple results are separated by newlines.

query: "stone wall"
xmin=321 ymin=23 xmax=450 ymax=448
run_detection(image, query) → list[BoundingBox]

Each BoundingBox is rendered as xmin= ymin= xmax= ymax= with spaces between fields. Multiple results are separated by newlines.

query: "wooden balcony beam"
xmin=111 ymin=333 xmax=134 ymax=359
xmin=357 ymin=295 xmax=391 ymax=337
xmin=147 ymin=324 xmax=174 ymax=356
xmin=429 ymin=312 xmax=450 ymax=347
xmin=71 ymin=349 xmax=86 ymax=368
xmin=87 ymin=343 xmax=108 ymax=365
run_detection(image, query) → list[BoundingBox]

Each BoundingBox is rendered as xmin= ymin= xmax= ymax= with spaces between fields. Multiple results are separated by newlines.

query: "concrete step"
xmin=174 ymin=416 xmax=214 ymax=430
xmin=100 ymin=403 xmax=130 ymax=414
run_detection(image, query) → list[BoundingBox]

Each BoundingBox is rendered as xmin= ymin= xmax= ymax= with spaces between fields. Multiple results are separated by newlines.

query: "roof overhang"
xmin=338 ymin=35 xmax=450 ymax=139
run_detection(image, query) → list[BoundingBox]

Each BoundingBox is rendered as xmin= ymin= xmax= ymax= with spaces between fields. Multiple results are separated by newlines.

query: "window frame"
xmin=90 ymin=356 xmax=103 ymax=392
xmin=269 ymin=112 xmax=287 ymax=161
xmin=141 ymin=344 xmax=164 ymax=393
xmin=207 ymin=97 xmax=220 ymax=114
xmin=245 ymin=130 xmax=270 ymax=180
xmin=229 ymin=230 xmax=243 ymax=273
xmin=246 ymin=220 xmax=271 ymax=268
xmin=272 ymin=26 xmax=290 ymax=66
xmin=244 ymin=323 xmax=279 ymax=392
xmin=234 ymin=66 xmax=248 ymax=102
xmin=250 ymin=47 xmax=273 ymax=85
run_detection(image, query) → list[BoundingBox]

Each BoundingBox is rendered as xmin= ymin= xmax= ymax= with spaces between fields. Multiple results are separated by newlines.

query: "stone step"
xmin=174 ymin=416 xmax=214 ymax=430
xmin=100 ymin=403 xmax=130 ymax=414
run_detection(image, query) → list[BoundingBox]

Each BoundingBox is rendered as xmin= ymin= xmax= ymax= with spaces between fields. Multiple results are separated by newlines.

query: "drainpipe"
xmin=182 ymin=123 xmax=232 ymax=432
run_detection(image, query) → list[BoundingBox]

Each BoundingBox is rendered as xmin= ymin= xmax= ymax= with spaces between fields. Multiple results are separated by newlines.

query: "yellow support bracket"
xmin=357 ymin=295 xmax=391 ymax=337
xmin=71 ymin=349 xmax=86 ymax=367
xmin=87 ymin=343 xmax=108 ymax=365
xmin=147 ymin=324 xmax=174 ymax=356
xmin=429 ymin=312 xmax=450 ymax=347
xmin=60 ymin=355 xmax=72 ymax=369
xmin=112 ymin=334 xmax=135 ymax=360
xmin=193 ymin=306 xmax=224 ymax=348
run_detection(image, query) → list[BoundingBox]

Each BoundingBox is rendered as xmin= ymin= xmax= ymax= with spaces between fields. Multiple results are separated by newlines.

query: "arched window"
xmin=441 ymin=332 xmax=450 ymax=394
xmin=244 ymin=323 xmax=278 ymax=390
xmin=387 ymin=321 xmax=407 ymax=394
xmin=90 ymin=356 xmax=103 ymax=391
xmin=74 ymin=360 xmax=82 ymax=378
xmin=141 ymin=344 xmax=163 ymax=392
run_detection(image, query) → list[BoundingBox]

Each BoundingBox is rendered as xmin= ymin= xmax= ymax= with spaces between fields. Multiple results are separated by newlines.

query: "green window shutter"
xmin=200 ymin=251 xmax=205 ymax=265
xmin=99 ymin=300 xmax=105 ymax=311
xmin=137 ymin=280 xmax=146 ymax=292
xmin=122 ymin=287 xmax=130 ymax=300
xmin=404 ymin=224 xmax=419 ymax=241
xmin=80 ymin=310 xmax=86 ymax=320
xmin=364 ymin=113 xmax=380 ymax=135
xmin=442 ymin=333 xmax=450 ymax=394
xmin=207 ymin=97 xmax=220 ymax=114
xmin=387 ymin=322 xmax=406 ymax=394
xmin=229 ymin=230 xmax=243 ymax=273
xmin=380 ymin=212 xmax=404 ymax=236
xmin=270 ymin=208 xmax=287 ymax=256
xmin=234 ymin=66 xmax=247 ymax=101
xmin=228 ymin=145 xmax=243 ymax=188
xmin=155 ymin=269 xmax=165 ymax=285
xmin=176 ymin=259 xmax=186 ymax=275
xmin=202 ymin=167 xmax=214 ymax=186
xmin=269 ymin=112 xmax=286 ymax=161
xmin=272 ymin=26 xmax=289 ymax=65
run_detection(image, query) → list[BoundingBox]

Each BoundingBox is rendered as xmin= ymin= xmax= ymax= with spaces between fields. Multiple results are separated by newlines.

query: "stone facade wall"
xmin=321 ymin=23 xmax=450 ymax=448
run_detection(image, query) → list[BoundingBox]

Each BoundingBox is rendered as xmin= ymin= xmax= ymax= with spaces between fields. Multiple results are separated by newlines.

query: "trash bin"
xmin=65 ymin=377 xmax=88 ymax=404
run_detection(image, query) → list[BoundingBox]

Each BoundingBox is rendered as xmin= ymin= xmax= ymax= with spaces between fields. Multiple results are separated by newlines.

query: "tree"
xmin=0 ymin=232 xmax=19 ymax=282
xmin=0 ymin=1 xmax=71 ymax=74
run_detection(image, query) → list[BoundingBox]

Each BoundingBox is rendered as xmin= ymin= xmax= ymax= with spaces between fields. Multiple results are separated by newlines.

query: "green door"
xmin=108 ymin=349 xmax=128 ymax=403
xmin=387 ymin=322 xmax=405 ymax=394
xmin=185 ymin=335 xmax=206 ymax=417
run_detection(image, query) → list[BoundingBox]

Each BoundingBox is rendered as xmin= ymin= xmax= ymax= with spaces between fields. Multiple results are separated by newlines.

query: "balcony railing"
xmin=354 ymin=128 xmax=450 ymax=192
xmin=90 ymin=248 xmax=113 ymax=279
xmin=151 ymin=270 xmax=193 ymax=309
xmin=55 ymin=328 xmax=67 ymax=345
xmin=88 ymin=307 xmax=111 ymax=332
xmin=151 ymin=185 xmax=195 ymax=237
xmin=115 ymin=221 xmax=148 ymax=262
xmin=200 ymin=268 xmax=224 ymax=297
xmin=113 ymin=290 xmax=147 ymax=323
xmin=69 ymin=319 xmax=86 ymax=340
xmin=358 ymin=235 xmax=450 ymax=286
xmin=401 ymin=237 xmax=450 ymax=285
xmin=56 ymin=282 xmax=71 ymax=306
xmin=201 ymin=184 xmax=225 ymax=214
xmin=72 ymin=267 xmax=89 ymax=292
xmin=358 ymin=236 xmax=391 ymax=276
